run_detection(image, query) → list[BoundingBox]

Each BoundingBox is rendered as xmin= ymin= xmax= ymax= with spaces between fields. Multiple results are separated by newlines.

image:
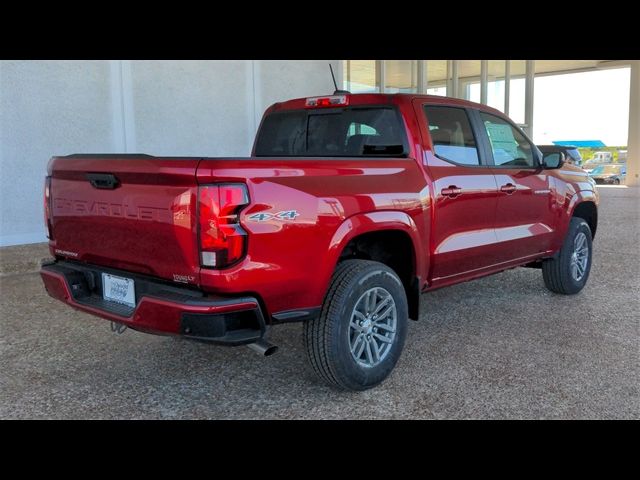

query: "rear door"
xmin=415 ymin=101 xmax=501 ymax=284
xmin=473 ymin=110 xmax=557 ymax=262
xmin=49 ymin=155 xmax=201 ymax=285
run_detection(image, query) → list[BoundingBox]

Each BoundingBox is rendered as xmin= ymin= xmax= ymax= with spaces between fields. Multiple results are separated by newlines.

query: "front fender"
xmin=567 ymin=189 xmax=598 ymax=213
xmin=551 ymin=188 xmax=599 ymax=253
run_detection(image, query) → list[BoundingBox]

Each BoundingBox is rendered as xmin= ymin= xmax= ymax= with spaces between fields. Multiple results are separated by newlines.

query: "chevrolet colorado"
xmin=41 ymin=92 xmax=599 ymax=390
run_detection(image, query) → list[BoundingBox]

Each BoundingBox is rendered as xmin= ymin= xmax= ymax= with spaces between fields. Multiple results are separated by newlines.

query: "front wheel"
xmin=303 ymin=260 xmax=408 ymax=391
xmin=542 ymin=217 xmax=593 ymax=294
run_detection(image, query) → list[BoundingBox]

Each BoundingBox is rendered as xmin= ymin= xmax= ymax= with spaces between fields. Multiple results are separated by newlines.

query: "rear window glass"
xmin=254 ymin=107 xmax=408 ymax=157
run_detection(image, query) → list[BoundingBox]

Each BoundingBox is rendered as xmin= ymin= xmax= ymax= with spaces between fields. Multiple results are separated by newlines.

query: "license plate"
xmin=102 ymin=273 xmax=136 ymax=308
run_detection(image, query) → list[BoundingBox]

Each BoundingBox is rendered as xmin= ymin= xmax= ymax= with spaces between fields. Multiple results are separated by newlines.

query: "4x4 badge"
xmin=275 ymin=210 xmax=299 ymax=220
xmin=248 ymin=210 xmax=299 ymax=222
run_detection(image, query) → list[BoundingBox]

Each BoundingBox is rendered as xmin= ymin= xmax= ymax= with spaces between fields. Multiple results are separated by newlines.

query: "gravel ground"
xmin=1 ymin=186 xmax=638 ymax=419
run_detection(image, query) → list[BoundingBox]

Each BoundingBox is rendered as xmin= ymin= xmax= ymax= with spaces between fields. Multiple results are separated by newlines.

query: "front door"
xmin=416 ymin=101 xmax=502 ymax=284
xmin=475 ymin=110 xmax=556 ymax=263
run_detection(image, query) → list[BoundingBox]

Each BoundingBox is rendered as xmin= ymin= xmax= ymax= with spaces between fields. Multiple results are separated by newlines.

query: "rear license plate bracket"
xmin=102 ymin=273 xmax=136 ymax=308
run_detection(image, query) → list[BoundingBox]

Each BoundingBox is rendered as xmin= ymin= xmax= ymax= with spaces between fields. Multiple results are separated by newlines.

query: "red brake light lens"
xmin=44 ymin=176 xmax=53 ymax=239
xmin=198 ymin=184 xmax=249 ymax=268
xmin=305 ymin=95 xmax=348 ymax=108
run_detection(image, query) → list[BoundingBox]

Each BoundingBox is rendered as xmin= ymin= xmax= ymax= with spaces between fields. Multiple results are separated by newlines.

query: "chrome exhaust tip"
xmin=247 ymin=339 xmax=279 ymax=357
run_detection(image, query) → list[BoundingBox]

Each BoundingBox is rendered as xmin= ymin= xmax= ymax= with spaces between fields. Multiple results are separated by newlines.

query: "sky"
xmin=468 ymin=67 xmax=631 ymax=146
xmin=531 ymin=67 xmax=630 ymax=146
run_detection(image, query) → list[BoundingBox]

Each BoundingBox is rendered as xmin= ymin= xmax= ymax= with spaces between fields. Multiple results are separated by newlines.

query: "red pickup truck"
xmin=41 ymin=92 xmax=599 ymax=390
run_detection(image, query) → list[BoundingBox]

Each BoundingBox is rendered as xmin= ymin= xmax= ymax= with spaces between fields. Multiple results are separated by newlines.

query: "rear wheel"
xmin=542 ymin=217 xmax=593 ymax=294
xmin=303 ymin=260 xmax=408 ymax=391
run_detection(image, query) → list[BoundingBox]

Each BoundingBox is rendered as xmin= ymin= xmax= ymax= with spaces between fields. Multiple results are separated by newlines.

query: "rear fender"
xmin=319 ymin=210 xmax=425 ymax=304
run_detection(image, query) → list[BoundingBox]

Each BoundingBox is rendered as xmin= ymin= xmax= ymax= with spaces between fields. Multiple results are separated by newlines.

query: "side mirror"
xmin=542 ymin=152 xmax=565 ymax=169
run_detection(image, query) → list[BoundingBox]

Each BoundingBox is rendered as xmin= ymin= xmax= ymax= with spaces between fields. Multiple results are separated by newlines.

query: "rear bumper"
xmin=40 ymin=260 xmax=266 ymax=345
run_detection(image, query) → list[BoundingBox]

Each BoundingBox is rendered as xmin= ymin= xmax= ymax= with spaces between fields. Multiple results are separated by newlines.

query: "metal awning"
xmin=552 ymin=140 xmax=606 ymax=147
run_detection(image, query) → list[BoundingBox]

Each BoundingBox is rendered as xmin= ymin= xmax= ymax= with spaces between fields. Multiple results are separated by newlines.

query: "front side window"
xmin=255 ymin=107 xmax=407 ymax=157
xmin=480 ymin=112 xmax=535 ymax=167
xmin=423 ymin=106 xmax=480 ymax=166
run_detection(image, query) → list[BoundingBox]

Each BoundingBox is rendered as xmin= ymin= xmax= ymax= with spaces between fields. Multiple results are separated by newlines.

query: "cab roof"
xmin=269 ymin=92 xmax=505 ymax=117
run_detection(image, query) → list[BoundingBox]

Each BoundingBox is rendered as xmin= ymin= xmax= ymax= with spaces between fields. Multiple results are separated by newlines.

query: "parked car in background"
xmin=538 ymin=145 xmax=582 ymax=167
xmin=589 ymin=164 xmax=626 ymax=184
xmin=583 ymin=151 xmax=614 ymax=173
xmin=582 ymin=161 xmax=597 ymax=173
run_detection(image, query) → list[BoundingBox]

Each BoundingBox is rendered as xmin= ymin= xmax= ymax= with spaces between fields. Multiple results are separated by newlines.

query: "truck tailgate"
xmin=48 ymin=155 xmax=201 ymax=286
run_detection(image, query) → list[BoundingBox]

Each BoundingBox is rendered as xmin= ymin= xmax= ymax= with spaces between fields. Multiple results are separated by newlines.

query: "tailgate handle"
xmin=87 ymin=173 xmax=120 ymax=189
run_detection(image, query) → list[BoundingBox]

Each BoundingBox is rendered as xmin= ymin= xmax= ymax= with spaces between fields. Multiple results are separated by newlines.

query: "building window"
xmin=465 ymin=61 xmax=507 ymax=111
xmin=343 ymin=60 xmax=378 ymax=93
xmin=384 ymin=60 xmax=417 ymax=93
xmin=458 ymin=60 xmax=481 ymax=101
xmin=426 ymin=60 xmax=449 ymax=96
xmin=487 ymin=60 xmax=507 ymax=112
xmin=509 ymin=60 xmax=527 ymax=125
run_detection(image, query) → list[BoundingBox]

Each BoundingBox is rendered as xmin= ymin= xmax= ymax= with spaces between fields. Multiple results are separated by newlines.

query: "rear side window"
xmin=254 ymin=107 xmax=407 ymax=157
xmin=423 ymin=106 xmax=480 ymax=166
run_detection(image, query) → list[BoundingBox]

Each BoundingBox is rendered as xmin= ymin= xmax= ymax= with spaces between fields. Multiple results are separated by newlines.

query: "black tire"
xmin=614 ymin=178 xmax=620 ymax=185
xmin=542 ymin=217 xmax=593 ymax=294
xmin=303 ymin=260 xmax=408 ymax=391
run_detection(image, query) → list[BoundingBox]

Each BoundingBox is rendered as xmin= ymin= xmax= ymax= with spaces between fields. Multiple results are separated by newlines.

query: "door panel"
xmin=426 ymin=159 xmax=501 ymax=280
xmin=415 ymin=100 xmax=502 ymax=283
xmin=491 ymin=170 xmax=556 ymax=260
xmin=476 ymin=110 xmax=557 ymax=262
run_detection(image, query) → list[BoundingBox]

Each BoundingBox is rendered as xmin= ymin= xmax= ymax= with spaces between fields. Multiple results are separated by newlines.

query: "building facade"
xmin=0 ymin=60 xmax=342 ymax=246
xmin=1 ymin=59 xmax=637 ymax=247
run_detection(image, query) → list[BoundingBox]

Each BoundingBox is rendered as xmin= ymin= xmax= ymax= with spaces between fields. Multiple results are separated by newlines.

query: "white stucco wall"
xmin=0 ymin=60 xmax=342 ymax=246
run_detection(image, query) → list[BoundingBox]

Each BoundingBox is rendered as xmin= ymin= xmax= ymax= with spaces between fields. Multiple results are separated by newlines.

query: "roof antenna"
xmin=330 ymin=63 xmax=350 ymax=95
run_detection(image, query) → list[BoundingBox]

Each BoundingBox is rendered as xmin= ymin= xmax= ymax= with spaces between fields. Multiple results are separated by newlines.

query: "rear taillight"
xmin=44 ymin=176 xmax=53 ymax=239
xmin=198 ymin=184 xmax=249 ymax=268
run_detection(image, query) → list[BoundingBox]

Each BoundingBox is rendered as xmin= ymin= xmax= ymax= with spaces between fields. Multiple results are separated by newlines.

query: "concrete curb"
xmin=0 ymin=243 xmax=52 ymax=276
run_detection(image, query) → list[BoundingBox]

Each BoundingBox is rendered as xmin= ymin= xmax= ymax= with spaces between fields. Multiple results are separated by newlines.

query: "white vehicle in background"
xmin=592 ymin=151 xmax=613 ymax=163
xmin=618 ymin=150 xmax=627 ymax=162
xmin=583 ymin=151 xmax=614 ymax=173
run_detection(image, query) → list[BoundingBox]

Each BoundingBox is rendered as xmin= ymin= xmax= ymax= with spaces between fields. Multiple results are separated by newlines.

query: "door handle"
xmin=441 ymin=186 xmax=462 ymax=198
xmin=500 ymin=183 xmax=517 ymax=194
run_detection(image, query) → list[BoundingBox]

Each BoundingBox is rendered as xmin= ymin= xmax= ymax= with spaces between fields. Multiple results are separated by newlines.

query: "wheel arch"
xmin=546 ymin=189 xmax=598 ymax=257
xmin=324 ymin=211 xmax=424 ymax=320
xmin=554 ymin=190 xmax=598 ymax=249
xmin=571 ymin=200 xmax=598 ymax=240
